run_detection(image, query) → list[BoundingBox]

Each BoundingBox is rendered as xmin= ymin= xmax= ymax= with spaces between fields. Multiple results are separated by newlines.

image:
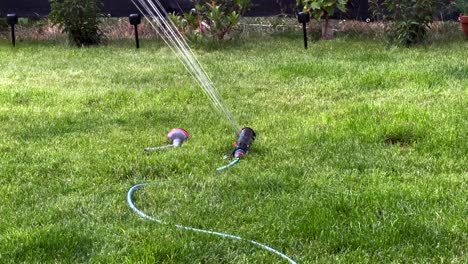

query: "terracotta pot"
xmin=460 ymin=15 xmax=468 ymax=37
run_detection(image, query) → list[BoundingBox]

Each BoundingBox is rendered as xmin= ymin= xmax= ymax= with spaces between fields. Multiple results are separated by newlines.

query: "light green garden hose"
xmin=127 ymin=183 xmax=297 ymax=263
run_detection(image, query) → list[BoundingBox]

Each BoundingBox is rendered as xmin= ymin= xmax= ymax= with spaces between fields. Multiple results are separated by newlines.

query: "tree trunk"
xmin=321 ymin=14 xmax=333 ymax=39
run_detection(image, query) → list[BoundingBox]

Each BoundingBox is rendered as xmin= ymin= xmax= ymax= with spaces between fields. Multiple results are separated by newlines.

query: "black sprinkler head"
xmin=217 ymin=127 xmax=256 ymax=171
xmin=298 ymin=12 xmax=310 ymax=24
xmin=7 ymin=14 xmax=18 ymax=25
xmin=232 ymin=127 xmax=256 ymax=158
xmin=129 ymin=14 xmax=142 ymax=25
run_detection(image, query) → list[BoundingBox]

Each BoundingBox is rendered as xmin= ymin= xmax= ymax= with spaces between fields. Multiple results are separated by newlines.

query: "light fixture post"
xmin=129 ymin=14 xmax=142 ymax=49
xmin=7 ymin=14 xmax=18 ymax=47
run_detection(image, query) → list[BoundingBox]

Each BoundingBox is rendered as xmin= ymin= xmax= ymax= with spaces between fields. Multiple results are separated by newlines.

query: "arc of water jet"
xmin=131 ymin=0 xmax=240 ymax=132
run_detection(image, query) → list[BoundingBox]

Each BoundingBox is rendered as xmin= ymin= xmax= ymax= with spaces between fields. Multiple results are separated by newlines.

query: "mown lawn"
xmin=0 ymin=35 xmax=467 ymax=263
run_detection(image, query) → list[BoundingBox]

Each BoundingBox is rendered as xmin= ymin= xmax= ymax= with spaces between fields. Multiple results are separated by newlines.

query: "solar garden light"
xmin=7 ymin=14 xmax=18 ymax=47
xmin=129 ymin=14 xmax=142 ymax=49
xmin=298 ymin=12 xmax=310 ymax=49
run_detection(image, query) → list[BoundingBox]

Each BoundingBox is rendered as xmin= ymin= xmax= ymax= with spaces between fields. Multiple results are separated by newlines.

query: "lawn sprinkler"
xmin=144 ymin=128 xmax=190 ymax=152
xmin=217 ymin=127 xmax=256 ymax=171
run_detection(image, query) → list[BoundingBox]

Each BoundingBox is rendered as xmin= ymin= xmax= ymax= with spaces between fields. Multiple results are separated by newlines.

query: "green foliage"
xmin=18 ymin=17 xmax=48 ymax=28
xmin=0 ymin=18 xmax=8 ymax=31
xmin=49 ymin=0 xmax=104 ymax=46
xmin=298 ymin=0 xmax=348 ymax=39
xmin=369 ymin=0 xmax=437 ymax=46
xmin=299 ymin=0 xmax=348 ymax=20
xmin=368 ymin=0 xmax=384 ymax=21
xmin=0 ymin=18 xmax=46 ymax=32
xmin=170 ymin=0 xmax=251 ymax=42
xmin=388 ymin=20 xmax=429 ymax=46
xmin=453 ymin=0 xmax=468 ymax=14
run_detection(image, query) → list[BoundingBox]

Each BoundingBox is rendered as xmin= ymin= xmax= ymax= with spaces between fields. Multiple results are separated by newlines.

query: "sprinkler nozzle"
xmin=144 ymin=128 xmax=190 ymax=152
xmin=232 ymin=127 xmax=256 ymax=158
xmin=166 ymin=128 xmax=190 ymax=147
xmin=217 ymin=127 xmax=256 ymax=171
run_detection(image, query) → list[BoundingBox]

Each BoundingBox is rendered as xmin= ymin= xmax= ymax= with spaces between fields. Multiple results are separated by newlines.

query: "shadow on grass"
xmin=288 ymin=185 xmax=466 ymax=261
xmin=9 ymin=107 xmax=174 ymax=142
xmin=2 ymin=226 xmax=94 ymax=262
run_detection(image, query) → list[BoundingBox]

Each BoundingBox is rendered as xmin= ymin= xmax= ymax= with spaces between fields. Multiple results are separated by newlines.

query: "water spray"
xmin=217 ymin=127 xmax=256 ymax=171
xmin=131 ymin=0 xmax=240 ymax=132
xmin=144 ymin=128 xmax=190 ymax=152
xmin=127 ymin=1 xmax=295 ymax=262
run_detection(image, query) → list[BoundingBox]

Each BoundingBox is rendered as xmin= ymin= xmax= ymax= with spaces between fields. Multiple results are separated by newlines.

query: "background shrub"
xmin=453 ymin=0 xmax=468 ymax=15
xmin=49 ymin=0 xmax=104 ymax=46
xmin=0 ymin=18 xmax=8 ymax=31
xmin=369 ymin=0 xmax=437 ymax=46
xmin=170 ymin=0 xmax=251 ymax=42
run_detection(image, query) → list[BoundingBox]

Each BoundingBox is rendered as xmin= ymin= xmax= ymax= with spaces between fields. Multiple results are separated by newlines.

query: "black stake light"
xmin=129 ymin=14 xmax=142 ymax=49
xmin=298 ymin=12 xmax=310 ymax=49
xmin=7 ymin=14 xmax=18 ymax=47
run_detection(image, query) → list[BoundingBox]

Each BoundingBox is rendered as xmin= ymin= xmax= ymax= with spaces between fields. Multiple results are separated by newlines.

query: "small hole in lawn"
xmin=13 ymin=92 xmax=31 ymax=105
xmin=384 ymin=132 xmax=416 ymax=147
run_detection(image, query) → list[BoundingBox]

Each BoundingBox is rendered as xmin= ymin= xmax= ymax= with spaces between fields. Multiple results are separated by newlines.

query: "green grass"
xmin=0 ymin=35 xmax=467 ymax=263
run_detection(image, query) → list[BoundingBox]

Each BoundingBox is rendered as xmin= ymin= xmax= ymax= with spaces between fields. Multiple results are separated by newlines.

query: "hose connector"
xmin=233 ymin=149 xmax=246 ymax=159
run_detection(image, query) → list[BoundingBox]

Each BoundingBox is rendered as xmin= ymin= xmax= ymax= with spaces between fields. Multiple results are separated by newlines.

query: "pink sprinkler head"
xmin=166 ymin=128 xmax=190 ymax=147
xmin=144 ymin=128 xmax=190 ymax=152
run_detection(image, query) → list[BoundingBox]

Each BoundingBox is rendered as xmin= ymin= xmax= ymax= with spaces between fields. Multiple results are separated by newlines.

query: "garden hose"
xmin=216 ymin=157 xmax=241 ymax=171
xmin=144 ymin=144 xmax=175 ymax=151
xmin=127 ymin=183 xmax=297 ymax=264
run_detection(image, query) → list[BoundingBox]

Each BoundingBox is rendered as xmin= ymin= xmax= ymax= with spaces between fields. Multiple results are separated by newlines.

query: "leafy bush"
xmin=299 ymin=0 xmax=348 ymax=39
xmin=170 ymin=0 xmax=251 ymax=42
xmin=49 ymin=0 xmax=104 ymax=46
xmin=0 ymin=18 xmax=8 ymax=31
xmin=453 ymin=0 xmax=468 ymax=15
xmin=368 ymin=0 xmax=384 ymax=21
xmin=369 ymin=0 xmax=437 ymax=46
xmin=18 ymin=17 xmax=48 ymax=28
